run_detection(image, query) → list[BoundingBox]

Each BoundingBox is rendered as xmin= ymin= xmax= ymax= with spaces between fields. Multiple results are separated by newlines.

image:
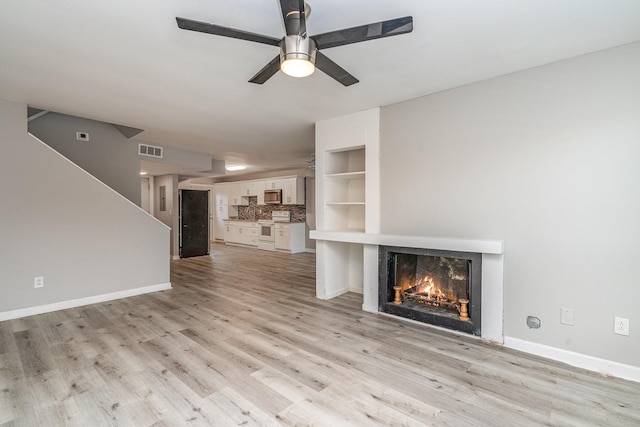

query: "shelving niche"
xmin=313 ymin=108 xmax=379 ymax=307
xmin=323 ymin=146 xmax=366 ymax=232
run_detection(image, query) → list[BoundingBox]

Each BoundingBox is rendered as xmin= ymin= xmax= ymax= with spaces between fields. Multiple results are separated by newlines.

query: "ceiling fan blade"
xmin=312 ymin=16 xmax=413 ymax=50
xmin=315 ymin=51 xmax=359 ymax=87
xmin=249 ymin=55 xmax=281 ymax=84
xmin=176 ymin=17 xmax=280 ymax=46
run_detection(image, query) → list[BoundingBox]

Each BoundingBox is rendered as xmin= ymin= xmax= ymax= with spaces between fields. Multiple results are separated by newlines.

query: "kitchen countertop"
xmin=224 ymin=218 xmax=306 ymax=224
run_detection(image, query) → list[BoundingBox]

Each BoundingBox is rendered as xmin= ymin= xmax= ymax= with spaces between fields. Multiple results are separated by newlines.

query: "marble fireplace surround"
xmin=311 ymin=231 xmax=504 ymax=342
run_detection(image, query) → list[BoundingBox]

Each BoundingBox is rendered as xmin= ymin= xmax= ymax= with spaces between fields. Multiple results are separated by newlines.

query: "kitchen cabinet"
xmin=214 ymin=183 xmax=233 ymax=241
xmin=265 ymin=178 xmax=286 ymax=190
xmin=224 ymin=221 xmax=258 ymax=246
xmin=229 ymin=182 xmax=248 ymax=206
xmin=214 ymin=183 xmax=229 ymax=206
xmin=226 ymin=175 xmax=304 ymax=205
xmin=243 ymin=222 xmax=259 ymax=246
xmin=281 ymin=176 xmax=305 ymax=205
xmin=224 ymin=223 xmax=240 ymax=244
xmin=275 ymin=223 xmax=306 ymax=253
xmin=240 ymin=180 xmax=264 ymax=197
xmin=275 ymin=224 xmax=289 ymax=250
xmin=254 ymin=180 xmax=266 ymax=205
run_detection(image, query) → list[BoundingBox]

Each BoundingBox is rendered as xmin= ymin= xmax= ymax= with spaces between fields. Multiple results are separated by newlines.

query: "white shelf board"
xmin=325 ymin=171 xmax=366 ymax=179
xmin=325 ymin=202 xmax=365 ymax=206
xmin=310 ymin=230 xmax=503 ymax=254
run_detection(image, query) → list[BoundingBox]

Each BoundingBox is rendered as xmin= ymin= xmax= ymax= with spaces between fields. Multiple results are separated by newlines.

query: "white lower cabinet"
xmin=224 ymin=223 xmax=239 ymax=244
xmin=243 ymin=223 xmax=258 ymax=246
xmin=275 ymin=224 xmax=290 ymax=250
xmin=275 ymin=223 xmax=306 ymax=253
xmin=224 ymin=221 xmax=258 ymax=246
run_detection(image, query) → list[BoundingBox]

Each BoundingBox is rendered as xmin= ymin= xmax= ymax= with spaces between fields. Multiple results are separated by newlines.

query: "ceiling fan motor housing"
xmin=280 ymin=35 xmax=317 ymax=66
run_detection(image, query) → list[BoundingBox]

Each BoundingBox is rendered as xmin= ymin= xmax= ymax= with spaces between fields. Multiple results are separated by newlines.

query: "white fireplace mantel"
xmin=311 ymin=230 xmax=505 ymax=343
xmin=310 ymin=231 xmax=503 ymax=254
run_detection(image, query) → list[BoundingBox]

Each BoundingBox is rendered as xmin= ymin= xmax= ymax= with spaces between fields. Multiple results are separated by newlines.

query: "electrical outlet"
xmin=34 ymin=276 xmax=44 ymax=288
xmin=561 ymin=308 xmax=574 ymax=325
xmin=614 ymin=317 xmax=629 ymax=336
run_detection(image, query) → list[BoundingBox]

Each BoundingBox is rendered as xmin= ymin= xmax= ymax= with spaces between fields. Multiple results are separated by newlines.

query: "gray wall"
xmin=154 ymin=174 xmax=179 ymax=257
xmin=0 ymin=98 xmax=170 ymax=313
xmin=29 ymin=112 xmax=141 ymax=205
xmin=379 ymin=42 xmax=640 ymax=367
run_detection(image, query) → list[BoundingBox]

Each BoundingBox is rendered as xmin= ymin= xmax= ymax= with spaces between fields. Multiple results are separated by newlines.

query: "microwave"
xmin=264 ymin=189 xmax=282 ymax=204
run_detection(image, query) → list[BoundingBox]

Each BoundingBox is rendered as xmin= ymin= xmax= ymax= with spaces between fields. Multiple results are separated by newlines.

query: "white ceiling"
xmin=2 ymin=1 xmax=640 ymax=176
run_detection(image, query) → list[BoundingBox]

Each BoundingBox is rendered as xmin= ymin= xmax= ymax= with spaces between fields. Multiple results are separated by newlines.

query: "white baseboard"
xmin=304 ymin=248 xmax=317 ymax=253
xmin=0 ymin=283 xmax=172 ymax=322
xmin=504 ymin=336 xmax=640 ymax=383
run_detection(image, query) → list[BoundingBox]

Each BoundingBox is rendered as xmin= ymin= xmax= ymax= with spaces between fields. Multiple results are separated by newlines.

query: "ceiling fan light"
xmin=281 ymin=58 xmax=315 ymax=77
xmin=280 ymin=35 xmax=317 ymax=78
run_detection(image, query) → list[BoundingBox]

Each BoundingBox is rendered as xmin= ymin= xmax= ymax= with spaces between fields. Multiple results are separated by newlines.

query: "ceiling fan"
xmin=176 ymin=0 xmax=413 ymax=86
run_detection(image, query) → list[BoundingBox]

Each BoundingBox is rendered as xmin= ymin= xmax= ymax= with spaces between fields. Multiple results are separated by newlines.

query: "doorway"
xmin=179 ymin=189 xmax=210 ymax=258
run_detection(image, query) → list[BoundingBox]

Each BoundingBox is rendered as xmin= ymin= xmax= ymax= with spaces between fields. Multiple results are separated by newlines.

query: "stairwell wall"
xmin=0 ymin=98 xmax=170 ymax=316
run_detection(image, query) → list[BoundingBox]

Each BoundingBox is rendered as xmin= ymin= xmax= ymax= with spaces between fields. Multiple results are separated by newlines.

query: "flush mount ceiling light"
xmin=176 ymin=1 xmax=412 ymax=86
xmin=226 ymin=164 xmax=247 ymax=171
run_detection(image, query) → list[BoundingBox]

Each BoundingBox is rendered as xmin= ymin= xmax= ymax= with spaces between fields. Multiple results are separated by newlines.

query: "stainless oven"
xmin=264 ymin=189 xmax=282 ymax=204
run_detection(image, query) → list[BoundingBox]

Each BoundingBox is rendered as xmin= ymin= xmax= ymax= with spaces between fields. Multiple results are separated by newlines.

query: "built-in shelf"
xmin=324 ymin=147 xmax=366 ymax=228
xmin=326 ymin=202 xmax=366 ymax=206
xmin=325 ymin=171 xmax=366 ymax=179
xmin=315 ymin=110 xmax=378 ymax=304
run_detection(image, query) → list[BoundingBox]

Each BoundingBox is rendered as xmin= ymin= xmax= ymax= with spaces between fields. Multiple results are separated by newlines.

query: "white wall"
xmin=379 ymin=42 xmax=640 ymax=367
xmin=0 ymin=98 xmax=170 ymax=315
xmin=305 ymin=176 xmax=316 ymax=250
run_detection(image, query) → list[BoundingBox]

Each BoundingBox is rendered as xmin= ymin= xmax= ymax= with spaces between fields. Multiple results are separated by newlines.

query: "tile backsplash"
xmin=237 ymin=197 xmax=306 ymax=223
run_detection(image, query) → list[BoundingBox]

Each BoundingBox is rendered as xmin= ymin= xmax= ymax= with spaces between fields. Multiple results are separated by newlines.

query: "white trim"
xmin=304 ymin=248 xmax=317 ymax=253
xmin=504 ymin=336 xmax=640 ymax=383
xmin=310 ymin=230 xmax=503 ymax=254
xmin=0 ymin=283 xmax=172 ymax=322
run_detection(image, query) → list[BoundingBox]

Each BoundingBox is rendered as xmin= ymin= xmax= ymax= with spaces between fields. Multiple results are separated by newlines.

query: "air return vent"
xmin=138 ymin=143 xmax=163 ymax=158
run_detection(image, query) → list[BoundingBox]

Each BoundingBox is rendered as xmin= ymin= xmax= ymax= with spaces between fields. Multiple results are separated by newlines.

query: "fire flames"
xmin=403 ymin=275 xmax=459 ymax=310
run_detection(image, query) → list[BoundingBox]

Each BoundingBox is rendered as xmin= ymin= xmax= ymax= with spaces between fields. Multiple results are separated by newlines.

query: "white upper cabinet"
xmin=240 ymin=180 xmax=265 ymax=197
xmin=228 ymin=182 xmax=248 ymax=206
xmin=214 ymin=183 xmax=229 ymax=206
xmin=227 ymin=176 xmax=304 ymax=205
xmin=254 ymin=180 xmax=266 ymax=205
xmin=264 ymin=178 xmax=286 ymax=190
xmin=282 ymin=176 xmax=305 ymax=205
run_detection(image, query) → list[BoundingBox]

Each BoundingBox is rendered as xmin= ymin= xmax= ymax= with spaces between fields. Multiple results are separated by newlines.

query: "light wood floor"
xmin=1 ymin=243 xmax=639 ymax=426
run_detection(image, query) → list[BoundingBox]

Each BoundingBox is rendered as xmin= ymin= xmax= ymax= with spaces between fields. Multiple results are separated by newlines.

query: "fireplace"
xmin=379 ymin=246 xmax=482 ymax=336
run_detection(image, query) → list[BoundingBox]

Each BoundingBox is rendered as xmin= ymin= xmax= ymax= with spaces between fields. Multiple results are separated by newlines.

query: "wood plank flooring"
xmin=1 ymin=243 xmax=639 ymax=426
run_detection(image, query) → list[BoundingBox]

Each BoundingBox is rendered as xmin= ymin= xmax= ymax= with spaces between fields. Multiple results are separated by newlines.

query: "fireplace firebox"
xmin=379 ymin=246 xmax=482 ymax=336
